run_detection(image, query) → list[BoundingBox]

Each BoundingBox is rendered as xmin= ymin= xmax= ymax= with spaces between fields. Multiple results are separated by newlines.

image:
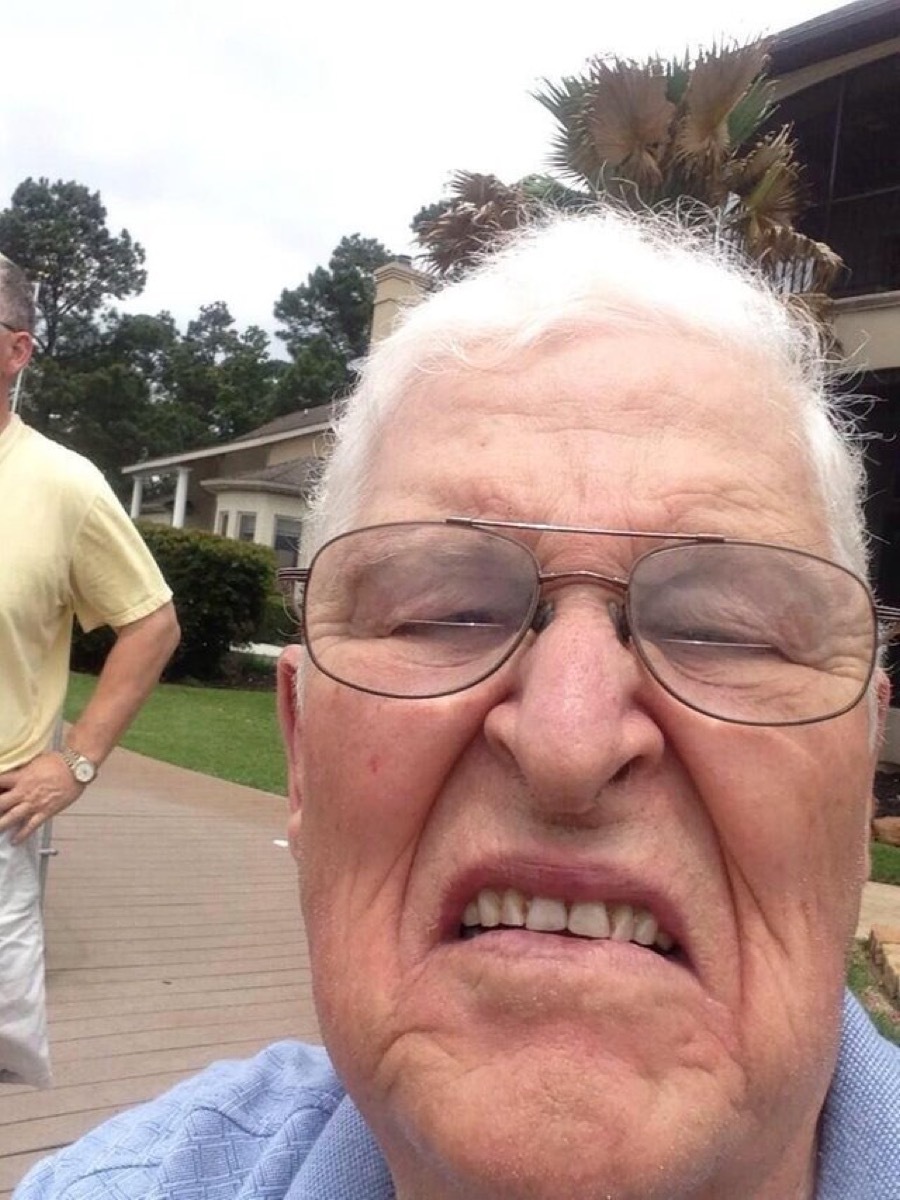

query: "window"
xmin=834 ymin=57 xmax=900 ymax=198
xmin=237 ymin=511 xmax=257 ymax=542
xmin=217 ymin=510 xmax=229 ymax=537
xmin=273 ymin=515 xmax=303 ymax=569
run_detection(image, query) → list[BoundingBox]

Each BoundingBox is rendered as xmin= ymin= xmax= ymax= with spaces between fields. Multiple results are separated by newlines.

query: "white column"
xmin=172 ymin=467 xmax=191 ymax=528
xmin=129 ymin=476 xmax=144 ymax=519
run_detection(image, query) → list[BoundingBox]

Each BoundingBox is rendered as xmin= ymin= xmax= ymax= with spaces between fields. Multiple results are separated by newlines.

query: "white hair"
xmin=303 ymin=208 xmax=869 ymax=581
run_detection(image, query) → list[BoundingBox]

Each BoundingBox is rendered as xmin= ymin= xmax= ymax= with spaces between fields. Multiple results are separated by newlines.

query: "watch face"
xmin=73 ymin=759 xmax=96 ymax=784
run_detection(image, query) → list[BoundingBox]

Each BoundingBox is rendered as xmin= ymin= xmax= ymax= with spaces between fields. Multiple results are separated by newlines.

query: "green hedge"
xmin=71 ymin=523 xmax=276 ymax=682
xmin=254 ymin=591 xmax=296 ymax=647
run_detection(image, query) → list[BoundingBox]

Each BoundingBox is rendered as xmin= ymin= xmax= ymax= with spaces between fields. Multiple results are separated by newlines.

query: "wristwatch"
xmin=60 ymin=746 xmax=99 ymax=785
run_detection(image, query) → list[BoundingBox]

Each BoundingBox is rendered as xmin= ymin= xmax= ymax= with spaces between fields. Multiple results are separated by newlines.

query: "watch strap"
xmin=60 ymin=746 xmax=98 ymax=784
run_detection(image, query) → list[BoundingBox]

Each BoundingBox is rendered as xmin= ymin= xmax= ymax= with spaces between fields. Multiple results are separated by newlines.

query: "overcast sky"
xmin=4 ymin=0 xmax=844 ymax=343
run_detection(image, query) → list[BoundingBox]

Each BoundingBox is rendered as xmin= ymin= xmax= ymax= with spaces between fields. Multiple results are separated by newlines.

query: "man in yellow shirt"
xmin=0 ymin=254 xmax=180 ymax=1086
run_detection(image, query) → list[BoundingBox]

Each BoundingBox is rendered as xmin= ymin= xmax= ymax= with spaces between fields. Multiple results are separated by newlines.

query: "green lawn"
xmin=871 ymin=842 xmax=900 ymax=886
xmin=847 ymin=942 xmax=900 ymax=1046
xmin=64 ymin=671 xmax=285 ymax=795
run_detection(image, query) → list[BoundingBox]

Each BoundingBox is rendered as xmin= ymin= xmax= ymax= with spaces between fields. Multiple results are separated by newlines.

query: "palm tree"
xmin=415 ymin=40 xmax=842 ymax=300
xmin=411 ymin=172 xmax=588 ymax=280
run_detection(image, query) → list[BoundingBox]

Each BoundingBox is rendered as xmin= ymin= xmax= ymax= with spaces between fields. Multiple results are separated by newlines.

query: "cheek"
xmin=683 ymin=715 xmax=873 ymax=946
xmin=292 ymin=686 xmax=493 ymax=1091
xmin=666 ymin=712 xmax=875 ymax=1113
xmin=294 ymin=686 xmax=489 ymax=929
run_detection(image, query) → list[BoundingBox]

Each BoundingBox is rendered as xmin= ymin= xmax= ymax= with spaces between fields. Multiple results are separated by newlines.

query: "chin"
xmin=349 ymin=1034 xmax=760 ymax=1200
xmin=380 ymin=1087 xmax=733 ymax=1200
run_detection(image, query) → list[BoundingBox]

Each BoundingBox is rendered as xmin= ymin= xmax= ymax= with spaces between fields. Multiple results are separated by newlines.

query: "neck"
xmin=0 ymin=397 xmax=11 ymax=435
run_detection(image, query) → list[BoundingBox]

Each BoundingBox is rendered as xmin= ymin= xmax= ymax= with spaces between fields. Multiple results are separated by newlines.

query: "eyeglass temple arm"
xmin=876 ymin=604 xmax=900 ymax=645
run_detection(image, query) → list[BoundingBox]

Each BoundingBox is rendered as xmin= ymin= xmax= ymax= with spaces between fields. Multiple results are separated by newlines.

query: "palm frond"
xmin=520 ymin=175 xmax=591 ymax=210
xmin=534 ymin=74 xmax=602 ymax=185
xmin=414 ymin=172 xmax=533 ymax=277
xmin=577 ymin=58 xmax=674 ymax=191
xmin=740 ymin=221 xmax=845 ymax=293
xmin=728 ymin=129 xmax=805 ymax=226
xmin=533 ymin=74 xmax=589 ymax=124
xmin=726 ymin=71 xmax=777 ymax=149
xmin=675 ymin=41 xmax=772 ymax=168
xmin=664 ymin=54 xmax=693 ymax=105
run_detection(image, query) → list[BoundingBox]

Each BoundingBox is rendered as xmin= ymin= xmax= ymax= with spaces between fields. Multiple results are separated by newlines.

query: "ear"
xmin=10 ymin=332 xmax=33 ymax=375
xmin=277 ymin=644 xmax=305 ymax=817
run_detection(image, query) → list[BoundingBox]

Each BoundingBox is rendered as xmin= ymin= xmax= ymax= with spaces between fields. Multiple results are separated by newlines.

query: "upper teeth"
xmin=462 ymin=888 xmax=674 ymax=952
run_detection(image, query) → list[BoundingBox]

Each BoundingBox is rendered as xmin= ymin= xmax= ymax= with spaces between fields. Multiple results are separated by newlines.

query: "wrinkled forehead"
xmin=360 ymin=329 xmax=827 ymax=543
xmin=393 ymin=327 xmax=798 ymax=437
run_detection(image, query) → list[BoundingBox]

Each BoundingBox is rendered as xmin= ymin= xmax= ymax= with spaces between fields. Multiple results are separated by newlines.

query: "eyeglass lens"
xmin=627 ymin=542 xmax=874 ymax=724
xmin=304 ymin=524 xmax=538 ymax=698
xmin=300 ymin=523 xmax=876 ymax=724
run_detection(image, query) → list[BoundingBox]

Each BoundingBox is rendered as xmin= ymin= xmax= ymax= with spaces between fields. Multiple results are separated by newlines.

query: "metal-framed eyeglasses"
xmin=277 ymin=517 xmax=900 ymax=727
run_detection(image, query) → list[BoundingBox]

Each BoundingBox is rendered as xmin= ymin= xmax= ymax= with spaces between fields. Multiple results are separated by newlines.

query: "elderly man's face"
xmin=280 ymin=329 xmax=879 ymax=1200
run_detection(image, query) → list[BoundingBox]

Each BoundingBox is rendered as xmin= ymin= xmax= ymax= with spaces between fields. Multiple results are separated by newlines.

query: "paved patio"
xmin=1 ymin=746 xmax=898 ymax=1197
xmin=0 ymin=747 xmax=319 ymax=1198
xmin=861 ymin=881 xmax=900 ymax=935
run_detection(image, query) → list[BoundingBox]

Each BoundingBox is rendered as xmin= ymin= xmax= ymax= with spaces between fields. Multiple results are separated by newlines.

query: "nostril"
xmin=610 ymin=761 xmax=633 ymax=787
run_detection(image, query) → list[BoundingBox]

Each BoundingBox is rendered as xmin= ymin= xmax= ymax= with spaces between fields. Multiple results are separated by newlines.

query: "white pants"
xmin=0 ymin=830 xmax=50 ymax=1087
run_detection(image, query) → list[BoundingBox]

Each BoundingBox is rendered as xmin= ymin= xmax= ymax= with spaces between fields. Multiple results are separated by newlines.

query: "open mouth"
xmin=459 ymin=888 xmax=678 ymax=958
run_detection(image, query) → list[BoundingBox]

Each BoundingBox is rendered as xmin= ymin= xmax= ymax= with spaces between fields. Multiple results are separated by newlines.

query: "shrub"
xmin=253 ymin=591 xmax=296 ymax=647
xmin=220 ymin=650 xmax=278 ymax=690
xmin=69 ymin=624 xmax=116 ymax=677
xmin=71 ymin=523 xmax=276 ymax=682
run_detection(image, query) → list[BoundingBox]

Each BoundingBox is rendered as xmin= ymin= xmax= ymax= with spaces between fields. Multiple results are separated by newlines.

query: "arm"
xmin=0 ymin=602 xmax=180 ymax=843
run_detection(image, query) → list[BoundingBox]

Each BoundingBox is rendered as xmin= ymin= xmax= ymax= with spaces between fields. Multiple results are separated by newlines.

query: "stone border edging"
xmin=868 ymin=925 xmax=900 ymax=1005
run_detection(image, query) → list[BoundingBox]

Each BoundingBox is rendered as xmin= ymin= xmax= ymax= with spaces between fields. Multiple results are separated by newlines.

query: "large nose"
xmin=483 ymin=592 xmax=666 ymax=816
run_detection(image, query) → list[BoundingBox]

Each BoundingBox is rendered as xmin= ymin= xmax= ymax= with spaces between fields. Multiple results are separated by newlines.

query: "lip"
xmin=444 ymin=928 xmax=694 ymax=991
xmin=440 ymin=856 xmax=693 ymax=968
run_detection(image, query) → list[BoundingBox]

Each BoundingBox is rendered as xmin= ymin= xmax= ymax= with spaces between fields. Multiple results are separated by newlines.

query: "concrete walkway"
xmin=859 ymin=881 xmax=900 ymax=937
xmin=0 ymin=747 xmax=317 ymax=1198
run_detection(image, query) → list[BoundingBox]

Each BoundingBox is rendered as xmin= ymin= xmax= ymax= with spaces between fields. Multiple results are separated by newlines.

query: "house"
xmin=769 ymin=0 xmax=900 ymax=745
xmin=770 ymin=0 xmax=900 ymax=595
xmin=121 ymin=257 xmax=430 ymax=567
xmin=122 ymin=406 xmax=330 ymax=569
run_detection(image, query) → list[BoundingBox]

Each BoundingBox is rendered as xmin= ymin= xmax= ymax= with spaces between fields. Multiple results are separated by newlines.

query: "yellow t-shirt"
xmin=0 ymin=416 xmax=173 ymax=771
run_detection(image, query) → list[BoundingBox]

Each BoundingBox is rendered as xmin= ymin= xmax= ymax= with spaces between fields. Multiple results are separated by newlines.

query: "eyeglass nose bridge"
xmin=530 ymin=569 xmax=633 ymax=648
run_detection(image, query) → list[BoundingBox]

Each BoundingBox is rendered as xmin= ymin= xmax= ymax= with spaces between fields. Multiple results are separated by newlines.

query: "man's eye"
xmin=662 ymin=627 xmax=773 ymax=649
xmin=642 ymin=610 xmax=782 ymax=657
xmin=391 ymin=610 xmax=506 ymax=637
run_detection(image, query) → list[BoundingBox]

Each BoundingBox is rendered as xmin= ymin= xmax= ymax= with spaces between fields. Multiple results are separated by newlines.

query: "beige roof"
xmin=239 ymin=407 xmax=334 ymax=439
xmin=122 ymin=405 xmax=334 ymax=477
xmin=201 ymin=457 xmax=319 ymax=497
